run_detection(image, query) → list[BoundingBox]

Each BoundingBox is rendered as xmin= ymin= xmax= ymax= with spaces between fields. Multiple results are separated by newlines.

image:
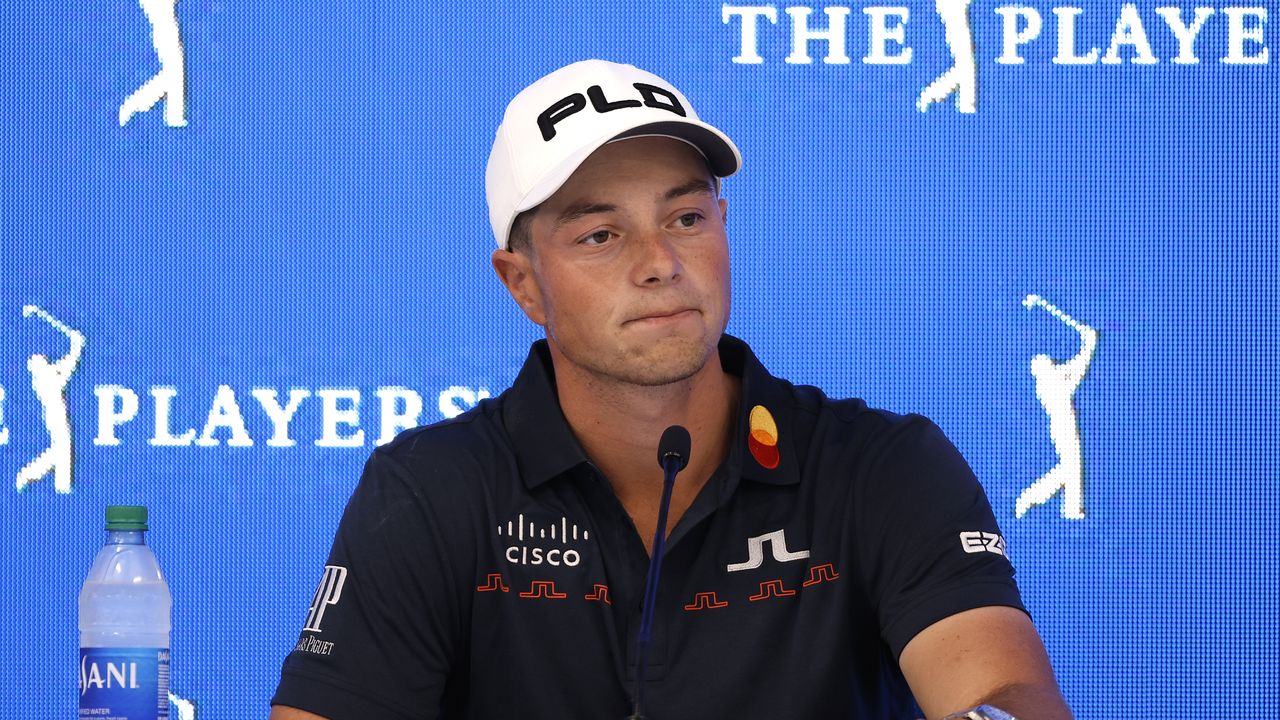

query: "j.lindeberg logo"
xmin=726 ymin=528 xmax=810 ymax=572
xmin=723 ymin=4 xmax=1271 ymax=113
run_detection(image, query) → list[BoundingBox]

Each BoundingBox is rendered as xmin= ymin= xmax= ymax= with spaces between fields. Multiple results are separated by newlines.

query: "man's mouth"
xmin=626 ymin=308 xmax=699 ymax=325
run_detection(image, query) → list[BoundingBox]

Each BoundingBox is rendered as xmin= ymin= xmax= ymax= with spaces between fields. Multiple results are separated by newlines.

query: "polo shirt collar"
xmin=502 ymin=335 xmax=800 ymax=490
xmin=719 ymin=335 xmax=801 ymax=486
xmin=503 ymin=342 xmax=591 ymax=489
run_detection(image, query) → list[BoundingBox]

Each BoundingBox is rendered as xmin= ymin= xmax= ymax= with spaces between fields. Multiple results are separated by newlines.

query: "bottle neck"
xmin=106 ymin=529 xmax=146 ymax=545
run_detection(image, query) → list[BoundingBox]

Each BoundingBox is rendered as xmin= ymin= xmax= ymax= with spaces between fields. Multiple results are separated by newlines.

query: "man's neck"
xmin=547 ymin=342 xmax=740 ymax=531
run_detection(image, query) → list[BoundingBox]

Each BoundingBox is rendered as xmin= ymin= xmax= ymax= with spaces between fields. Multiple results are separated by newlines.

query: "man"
xmin=118 ymin=0 xmax=187 ymax=127
xmin=16 ymin=305 xmax=84 ymax=494
xmin=271 ymin=60 xmax=1071 ymax=719
xmin=1016 ymin=294 xmax=1098 ymax=520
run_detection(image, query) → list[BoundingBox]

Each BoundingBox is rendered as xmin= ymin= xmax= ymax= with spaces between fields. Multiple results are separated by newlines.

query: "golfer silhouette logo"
xmin=1016 ymin=295 xmax=1097 ymax=520
xmin=918 ymin=0 xmax=977 ymax=113
xmin=16 ymin=306 xmax=85 ymax=494
xmin=119 ymin=0 xmax=188 ymax=127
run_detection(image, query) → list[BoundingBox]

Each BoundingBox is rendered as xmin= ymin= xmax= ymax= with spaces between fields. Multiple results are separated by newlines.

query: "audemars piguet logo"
xmin=296 ymin=565 xmax=348 ymax=656
xmin=303 ymin=565 xmax=348 ymax=633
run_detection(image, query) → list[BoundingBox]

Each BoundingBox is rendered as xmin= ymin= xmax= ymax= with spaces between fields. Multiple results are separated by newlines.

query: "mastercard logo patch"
xmin=747 ymin=405 xmax=780 ymax=470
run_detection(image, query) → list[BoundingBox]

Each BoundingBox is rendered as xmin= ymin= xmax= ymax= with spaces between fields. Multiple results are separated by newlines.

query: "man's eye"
xmin=580 ymin=230 xmax=612 ymax=245
xmin=676 ymin=213 xmax=703 ymax=228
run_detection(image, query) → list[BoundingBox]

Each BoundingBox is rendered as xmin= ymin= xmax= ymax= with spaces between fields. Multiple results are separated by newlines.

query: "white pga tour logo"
xmin=2 ymin=306 xmax=494 ymax=494
xmin=120 ymin=0 xmax=187 ymax=127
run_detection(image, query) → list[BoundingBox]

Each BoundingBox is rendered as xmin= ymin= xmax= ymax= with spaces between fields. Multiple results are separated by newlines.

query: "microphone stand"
xmin=628 ymin=427 xmax=689 ymax=720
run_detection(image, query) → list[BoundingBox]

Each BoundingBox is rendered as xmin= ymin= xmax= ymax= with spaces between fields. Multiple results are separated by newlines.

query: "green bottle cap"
xmin=105 ymin=505 xmax=149 ymax=531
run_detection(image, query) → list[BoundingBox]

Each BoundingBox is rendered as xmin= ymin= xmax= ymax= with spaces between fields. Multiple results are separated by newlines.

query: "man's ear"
xmin=719 ymin=197 xmax=728 ymax=226
xmin=491 ymin=249 xmax=547 ymax=326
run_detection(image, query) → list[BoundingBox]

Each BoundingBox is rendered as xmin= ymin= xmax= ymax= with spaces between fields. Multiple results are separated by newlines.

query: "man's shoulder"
xmin=781 ymin=378 xmax=935 ymax=444
xmin=772 ymin=377 xmax=961 ymax=487
xmin=362 ymin=393 xmax=515 ymax=487
xmin=777 ymin=380 xmax=984 ymax=533
xmin=728 ymin=336 xmax=932 ymax=455
xmin=381 ymin=394 xmax=505 ymax=450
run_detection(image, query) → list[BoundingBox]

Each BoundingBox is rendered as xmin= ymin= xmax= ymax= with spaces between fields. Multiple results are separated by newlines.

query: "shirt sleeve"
xmin=853 ymin=414 xmax=1028 ymax=662
xmin=271 ymin=448 xmax=470 ymax=720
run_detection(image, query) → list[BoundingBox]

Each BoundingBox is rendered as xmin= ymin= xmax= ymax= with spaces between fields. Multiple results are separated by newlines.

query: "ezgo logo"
xmin=722 ymin=3 xmax=1271 ymax=112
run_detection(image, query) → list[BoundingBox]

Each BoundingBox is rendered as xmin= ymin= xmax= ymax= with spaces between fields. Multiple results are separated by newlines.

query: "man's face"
xmin=496 ymin=136 xmax=731 ymax=387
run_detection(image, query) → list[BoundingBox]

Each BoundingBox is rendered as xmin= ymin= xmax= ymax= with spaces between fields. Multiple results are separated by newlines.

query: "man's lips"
xmin=625 ymin=308 xmax=699 ymax=325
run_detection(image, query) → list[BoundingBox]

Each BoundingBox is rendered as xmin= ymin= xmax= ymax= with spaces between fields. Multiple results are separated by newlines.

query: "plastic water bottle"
xmin=79 ymin=505 xmax=171 ymax=720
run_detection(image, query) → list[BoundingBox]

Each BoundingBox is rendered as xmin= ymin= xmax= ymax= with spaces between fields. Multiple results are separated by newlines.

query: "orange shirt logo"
xmin=747 ymin=405 xmax=780 ymax=470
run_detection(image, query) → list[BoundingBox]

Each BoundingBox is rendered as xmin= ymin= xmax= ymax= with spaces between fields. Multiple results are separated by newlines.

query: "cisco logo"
xmin=499 ymin=514 xmax=589 ymax=567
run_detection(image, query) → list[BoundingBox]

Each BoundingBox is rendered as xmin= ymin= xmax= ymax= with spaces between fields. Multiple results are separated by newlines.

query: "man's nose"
xmin=631 ymin=229 xmax=683 ymax=285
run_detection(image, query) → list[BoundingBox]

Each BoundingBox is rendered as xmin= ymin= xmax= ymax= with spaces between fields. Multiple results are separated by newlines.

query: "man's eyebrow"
xmin=553 ymin=202 xmax=617 ymax=230
xmin=551 ymin=179 xmax=716 ymax=229
xmin=663 ymin=178 xmax=716 ymax=201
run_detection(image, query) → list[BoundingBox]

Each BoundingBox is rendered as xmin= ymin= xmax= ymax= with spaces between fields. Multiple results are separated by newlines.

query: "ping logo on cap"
xmin=537 ymin=83 xmax=687 ymax=141
xmin=747 ymin=405 xmax=780 ymax=470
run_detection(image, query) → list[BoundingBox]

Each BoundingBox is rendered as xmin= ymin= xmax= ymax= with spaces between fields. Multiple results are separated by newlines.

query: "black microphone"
xmin=628 ymin=425 xmax=691 ymax=720
xmin=656 ymin=425 xmax=691 ymax=473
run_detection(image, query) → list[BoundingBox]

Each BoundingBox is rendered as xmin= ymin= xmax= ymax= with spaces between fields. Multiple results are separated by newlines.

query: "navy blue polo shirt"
xmin=273 ymin=335 xmax=1026 ymax=719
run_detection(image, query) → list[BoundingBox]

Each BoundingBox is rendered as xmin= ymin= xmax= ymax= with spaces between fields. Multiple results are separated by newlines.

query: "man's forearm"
xmin=967 ymin=681 xmax=1073 ymax=720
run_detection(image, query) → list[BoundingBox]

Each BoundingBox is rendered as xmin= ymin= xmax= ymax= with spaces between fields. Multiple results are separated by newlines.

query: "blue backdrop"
xmin=2 ymin=0 xmax=1276 ymax=717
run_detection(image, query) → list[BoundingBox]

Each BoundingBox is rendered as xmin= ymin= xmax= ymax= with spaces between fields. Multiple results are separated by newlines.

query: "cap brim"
xmin=612 ymin=121 xmax=741 ymax=178
xmin=513 ymin=118 xmax=742 ymax=217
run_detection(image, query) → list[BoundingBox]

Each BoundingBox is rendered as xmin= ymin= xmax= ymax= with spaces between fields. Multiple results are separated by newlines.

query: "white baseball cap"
xmin=485 ymin=59 xmax=742 ymax=250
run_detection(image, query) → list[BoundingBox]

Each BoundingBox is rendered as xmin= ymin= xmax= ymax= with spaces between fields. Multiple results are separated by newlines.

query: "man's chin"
xmin=614 ymin=334 xmax=717 ymax=387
